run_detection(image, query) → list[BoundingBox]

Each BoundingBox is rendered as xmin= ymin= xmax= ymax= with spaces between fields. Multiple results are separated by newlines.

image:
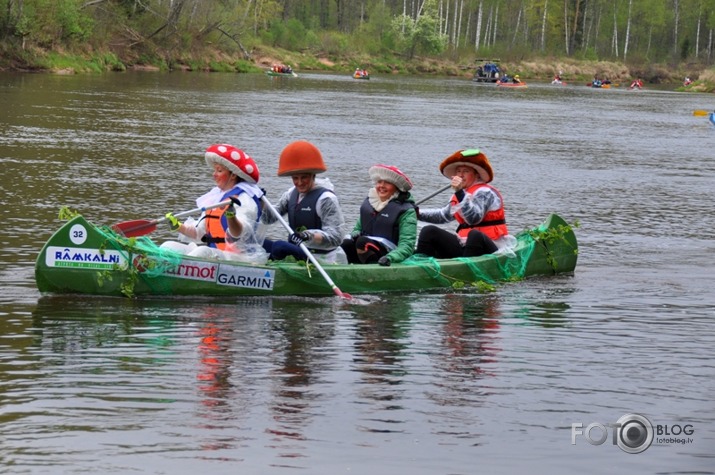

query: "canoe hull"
xmin=35 ymin=214 xmax=577 ymax=297
xmin=266 ymin=71 xmax=297 ymax=77
xmin=496 ymin=82 xmax=527 ymax=88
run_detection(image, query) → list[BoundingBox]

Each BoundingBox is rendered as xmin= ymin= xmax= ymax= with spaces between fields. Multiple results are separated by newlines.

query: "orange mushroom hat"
xmin=439 ymin=148 xmax=493 ymax=183
xmin=277 ymin=140 xmax=327 ymax=176
xmin=205 ymin=144 xmax=260 ymax=184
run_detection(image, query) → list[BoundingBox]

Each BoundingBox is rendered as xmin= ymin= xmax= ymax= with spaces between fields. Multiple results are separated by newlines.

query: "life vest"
xmin=451 ymin=183 xmax=508 ymax=241
xmin=202 ymin=184 xmax=262 ymax=249
xmin=287 ymin=187 xmax=329 ymax=232
xmin=359 ymin=197 xmax=415 ymax=246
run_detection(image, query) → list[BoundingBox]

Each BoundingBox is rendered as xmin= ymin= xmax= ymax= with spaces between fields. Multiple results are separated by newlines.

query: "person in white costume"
xmin=160 ymin=144 xmax=268 ymax=264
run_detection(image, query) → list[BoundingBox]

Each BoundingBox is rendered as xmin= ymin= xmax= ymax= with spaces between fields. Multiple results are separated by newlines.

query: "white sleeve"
xmin=227 ymin=196 xmax=259 ymax=240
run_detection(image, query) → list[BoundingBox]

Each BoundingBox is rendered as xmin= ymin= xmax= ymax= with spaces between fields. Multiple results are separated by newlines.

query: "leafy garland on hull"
xmin=55 ymin=207 xmax=578 ymax=298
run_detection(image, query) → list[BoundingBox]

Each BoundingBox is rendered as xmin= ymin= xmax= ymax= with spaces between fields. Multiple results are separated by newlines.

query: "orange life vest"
xmin=200 ymin=185 xmax=262 ymax=250
xmin=203 ymin=205 xmax=231 ymax=250
xmin=450 ymin=183 xmax=508 ymax=241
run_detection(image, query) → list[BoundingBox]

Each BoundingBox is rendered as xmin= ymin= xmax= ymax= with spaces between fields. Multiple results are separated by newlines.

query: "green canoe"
xmin=35 ymin=214 xmax=577 ymax=298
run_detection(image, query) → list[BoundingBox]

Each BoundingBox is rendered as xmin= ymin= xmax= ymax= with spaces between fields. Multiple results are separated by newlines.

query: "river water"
xmin=1 ymin=71 xmax=714 ymax=474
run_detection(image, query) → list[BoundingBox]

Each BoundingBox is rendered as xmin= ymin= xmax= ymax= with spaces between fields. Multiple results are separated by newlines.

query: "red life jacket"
xmin=450 ymin=183 xmax=508 ymax=241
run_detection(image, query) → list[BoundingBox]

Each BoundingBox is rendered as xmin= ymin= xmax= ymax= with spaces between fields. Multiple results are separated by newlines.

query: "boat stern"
xmin=523 ymin=214 xmax=579 ymax=275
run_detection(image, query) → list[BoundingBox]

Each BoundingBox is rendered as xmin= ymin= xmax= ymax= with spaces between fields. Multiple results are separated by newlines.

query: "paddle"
xmin=693 ymin=110 xmax=710 ymax=116
xmin=415 ymin=183 xmax=452 ymax=206
xmin=261 ymin=195 xmax=352 ymax=300
xmin=112 ymin=199 xmax=234 ymax=237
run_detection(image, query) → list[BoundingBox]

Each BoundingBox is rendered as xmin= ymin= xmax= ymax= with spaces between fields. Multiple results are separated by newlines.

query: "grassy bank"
xmin=2 ymin=42 xmax=714 ymax=92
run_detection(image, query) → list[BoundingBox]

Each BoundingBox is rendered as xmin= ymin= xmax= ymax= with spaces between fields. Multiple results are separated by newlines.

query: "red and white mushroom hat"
xmin=205 ymin=144 xmax=260 ymax=184
xmin=368 ymin=164 xmax=413 ymax=192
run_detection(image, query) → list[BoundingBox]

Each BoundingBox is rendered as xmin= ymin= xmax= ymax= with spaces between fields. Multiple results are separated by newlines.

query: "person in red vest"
xmin=416 ymin=148 xmax=513 ymax=258
xmin=629 ymin=78 xmax=644 ymax=89
xmin=160 ymin=144 xmax=267 ymax=263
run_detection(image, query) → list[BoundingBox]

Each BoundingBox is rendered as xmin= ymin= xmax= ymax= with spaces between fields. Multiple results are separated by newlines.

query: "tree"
xmin=2 ymin=0 xmax=715 ymax=69
xmin=391 ymin=10 xmax=446 ymax=58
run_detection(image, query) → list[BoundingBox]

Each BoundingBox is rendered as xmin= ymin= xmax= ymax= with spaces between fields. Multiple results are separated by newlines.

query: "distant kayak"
xmin=266 ymin=70 xmax=297 ymax=78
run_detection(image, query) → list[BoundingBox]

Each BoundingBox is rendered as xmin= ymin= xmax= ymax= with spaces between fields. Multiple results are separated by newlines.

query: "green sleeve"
xmin=351 ymin=217 xmax=362 ymax=235
xmin=386 ymin=208 xmax=417 ymax=264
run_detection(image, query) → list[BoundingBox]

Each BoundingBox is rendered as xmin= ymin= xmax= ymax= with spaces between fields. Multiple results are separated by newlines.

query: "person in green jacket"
xmin=341 ymin=164 xmax=417 ymax=266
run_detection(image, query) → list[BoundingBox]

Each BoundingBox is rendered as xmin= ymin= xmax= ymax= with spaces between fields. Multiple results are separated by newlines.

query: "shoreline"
xmin=2 ymin=45 xmax=713 ymax=92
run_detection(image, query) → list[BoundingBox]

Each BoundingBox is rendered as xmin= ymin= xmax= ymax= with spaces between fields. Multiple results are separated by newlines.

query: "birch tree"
xmin=474 ymin=0 xmax=482 ymax=48
xmin=674 ymin=0 xmax=680 ymax=53
xmin=624 ymin=0 xmax=632 ymax=59
xmin=540 ymin=0 xmax=548 ymax=50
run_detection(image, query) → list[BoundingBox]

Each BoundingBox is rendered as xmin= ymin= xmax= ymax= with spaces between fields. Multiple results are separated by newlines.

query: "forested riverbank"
xmin=1 ymin=0 xmax=714 ymax=91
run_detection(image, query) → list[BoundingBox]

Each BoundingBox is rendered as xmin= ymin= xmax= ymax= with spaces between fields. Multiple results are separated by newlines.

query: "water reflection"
xmin=264 ymin=299 xmax=338 ymax=463
xmin=437 ymin=294 xmax=502 ymax=378
xmin=504 ymin=282 xmax=576 ymax=328
xmin=420 ymin=295 xmax=501 ymax=447
xmin=192 ymin=305 xmax=248 ymax=455
xmin=351 ymin=299 xmax=412 ymax=433
xmin=180 ymin=299 xmax=273 ymax=458
xmin=16 ymin=297 xmax=277 ymax=465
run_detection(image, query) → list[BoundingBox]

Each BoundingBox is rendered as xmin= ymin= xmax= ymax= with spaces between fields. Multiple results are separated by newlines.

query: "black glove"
xmin=229 ymin=196 xmax=242 ymax=207
xmin=377 ymin=256 xmax=391 ymax=267
xmin=289 ymin=231 xmax=310 ymax=246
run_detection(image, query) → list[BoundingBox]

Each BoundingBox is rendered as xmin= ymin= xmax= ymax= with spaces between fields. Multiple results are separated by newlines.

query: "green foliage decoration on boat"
xmin=58 ymin=206 xmax=80 ymax=221
xmin=526 ymin=220 xmax=580 ymax=272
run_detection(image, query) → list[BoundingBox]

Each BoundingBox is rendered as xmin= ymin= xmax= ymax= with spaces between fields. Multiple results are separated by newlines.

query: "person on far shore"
xmin=629 ymin=78 xmax=644 ymax=89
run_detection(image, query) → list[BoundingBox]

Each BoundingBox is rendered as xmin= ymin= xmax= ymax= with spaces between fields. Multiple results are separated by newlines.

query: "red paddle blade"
xmin=111 ymin=219 xmax=157 ymax=237
xmin=333 ymin=287 xmax=352 ymax=299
